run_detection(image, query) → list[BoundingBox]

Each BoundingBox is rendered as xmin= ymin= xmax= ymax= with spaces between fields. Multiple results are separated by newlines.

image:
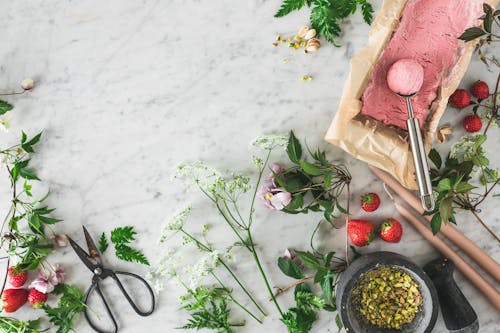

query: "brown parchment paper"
xmin=324 ymin=0 xmax=499 ymax=189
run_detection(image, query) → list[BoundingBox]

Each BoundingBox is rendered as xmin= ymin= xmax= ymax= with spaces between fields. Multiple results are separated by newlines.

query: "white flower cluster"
xmin=251 ymin=134 xmax=288 ymax=150
xmin=184 ymin=251 xmax=220 ymax=288
xmin=159 ymin=206 xmax=192 ymax=243
xmin=175 ymin=161 xmax=226 ymax=195
xmin=450 ymin=134 xmax=485 ymax=162
xmin=226 ymin=173 xmax=251 ymax=194
xmin=146 ymin=248 xmax=182 ymax=291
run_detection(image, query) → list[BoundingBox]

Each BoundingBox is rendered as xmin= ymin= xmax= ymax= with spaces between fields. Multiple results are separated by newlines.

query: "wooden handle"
xmin=369 ymin=165 xmax=500 ymax=282
xmin=396 ymin=203 xmax=500 ymax=311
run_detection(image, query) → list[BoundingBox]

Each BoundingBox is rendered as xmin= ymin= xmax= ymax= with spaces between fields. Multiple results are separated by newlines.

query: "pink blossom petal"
xmin=270 ymin=191 xmax=292 ymax=210
xmin=30 ymin=278 xmax=55 ymax=294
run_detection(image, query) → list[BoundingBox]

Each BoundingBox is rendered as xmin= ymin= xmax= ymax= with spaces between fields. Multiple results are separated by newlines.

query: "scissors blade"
xmin=82 ymin=225 xmax=101 ymax=264
xmin=67 ymin=235 xmax=99 ymax=273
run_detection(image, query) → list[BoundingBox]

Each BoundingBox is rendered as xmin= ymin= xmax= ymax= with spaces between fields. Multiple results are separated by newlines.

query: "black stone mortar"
xmin=336 ymin=251 xmax=439 ymax=333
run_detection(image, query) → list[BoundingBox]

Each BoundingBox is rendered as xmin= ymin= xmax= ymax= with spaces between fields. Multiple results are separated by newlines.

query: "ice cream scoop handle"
xmin=406 ymin=115 xmax=435 ymax=212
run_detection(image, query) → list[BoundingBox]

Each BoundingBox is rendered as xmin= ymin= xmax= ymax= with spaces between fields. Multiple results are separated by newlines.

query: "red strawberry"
xmin=449 ymin=89 xmax=471 ymax=109
xmin=463 ymin=115 xmax=482 ymax=133
xmin=379 ymin=218 xmax=403 ymax=243
xmin=27 ymin=289 xmax=47 ymax=309
xmin=471 ymin=80 xmax=490 ymax=100
xmin=1 ymin=288 xmax=28 ymax=313
xmin=7 ymin=266 xmax=28 ymax=288
xmin=361 ymin=193 xmax=380 ymax=212
xmin=347 ymin=219 xmax=375 ymax=247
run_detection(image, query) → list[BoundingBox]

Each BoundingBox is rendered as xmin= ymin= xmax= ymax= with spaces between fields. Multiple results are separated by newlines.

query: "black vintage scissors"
xmin=68 ymin=226 xmax=155 ymax=333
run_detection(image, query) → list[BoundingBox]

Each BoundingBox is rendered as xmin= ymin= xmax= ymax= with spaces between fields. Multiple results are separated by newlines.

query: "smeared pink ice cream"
xmin=387 ymin=59 xmax=424 ymax=96
xmin=360 ymin=0 xmax=483 ymax=130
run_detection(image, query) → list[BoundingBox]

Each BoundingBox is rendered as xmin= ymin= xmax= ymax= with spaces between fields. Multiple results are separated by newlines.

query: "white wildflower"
xmin=175 ymin=161 xmax=226 ymax=194
xmin=227 ymin=173 xmax=251 ymax=194
xmin=0 ymin=112 xmax=12 ymax=132
xmin=252 ymin=155 xmax=264 ymax=168
xmin=147 ymin=248 xmax=181 ymax=292
xmin=159 ymin=206 xmax=192 ymax=243
xmin=184 ymin=251 xmax=220 ymax=289
xmin=450 ymin=134 xmax=485 ymax=162
xmin=251 ymin=134 xmax=288 ymax=150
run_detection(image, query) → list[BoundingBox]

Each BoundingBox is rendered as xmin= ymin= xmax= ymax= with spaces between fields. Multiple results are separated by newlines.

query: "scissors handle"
xmin=84 ymin=271 xmax=156 ymax=333
xmin=84 ymin=282 xmax=118 ymax=333
xmin=112 ymin=271 xmax=156 ymax=316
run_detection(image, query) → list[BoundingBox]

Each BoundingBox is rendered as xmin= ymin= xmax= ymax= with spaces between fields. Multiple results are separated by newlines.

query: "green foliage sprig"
xmin=274 ymin=0 xmax=374 ymax=45
xmin=0 ymin=317 xmax=41 ymax=333
xmin=459 ymin=4 xmax=500 ymax=67
xmin=43 ymin=284 xmax=87 ymax=333
xmin=179 ymin=286 xmax=245 ymax=333
xmin=279 ymin=131 xmax=351 ymax=223
xmin=99 ymin=226 xmax=150 ymax=265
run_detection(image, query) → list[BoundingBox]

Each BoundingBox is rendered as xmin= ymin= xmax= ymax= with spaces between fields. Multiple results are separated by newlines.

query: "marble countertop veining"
xmin=1 ymin=0 xmax=499 ymax=332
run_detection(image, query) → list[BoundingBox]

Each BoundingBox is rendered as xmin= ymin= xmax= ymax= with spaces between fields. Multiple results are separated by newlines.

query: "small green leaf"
xmin=458 ymin=27 xmax=487 ymax=41
xmin=278 ymin=257 xmax=304 ymax=279
xmin=294 ymin=250 xmax=321 ymax=269
xmin=114 ymin=243 xmax=150 ymax=265
xmin=428 ymin=149 xmax=442 ymax=169
xmin=274 ymin=0 xmax=307 ymax=18
xmin=324 ymin=172 xmax=332 ymax=188
xmin=431 ymin=213 xmax=442 ymax=235
xmin=439 ymin=197 xmax=452 ymax=224
xmin=110 ymin=226 xmax=136 ymax=244
xmin=286 ymin=194 xmax=304 ymax=211
xmin=294 ymin=282 xmax=311 ymax=297
xmin=321 ymin=273 xmax=334 ymax=305
xmin=455 ymin=182 xmax=476 ymax=193
xmin=21 ymin=131 xmax=27 ymax=143
xmin=300 ymin=161 xmax=326 ymax=176
xmin=286 ymin=131 xmax=302 ymax=164
xmin=0 ymin=100 xmax=13 ymax=115
xmin=99 ymin=232 xmax=109 ymax=253
xmin=335 ymin=313 xmax=343 ymax=331
xmin=437 ymin=178 xmax=452 ymax=192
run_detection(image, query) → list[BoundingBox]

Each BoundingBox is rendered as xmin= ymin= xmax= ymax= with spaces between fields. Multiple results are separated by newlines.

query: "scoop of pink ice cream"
xmin=387 ymin=59 xmax=424 ymax=96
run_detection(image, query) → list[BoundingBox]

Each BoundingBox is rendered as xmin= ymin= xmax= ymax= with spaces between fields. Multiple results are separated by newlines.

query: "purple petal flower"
xmin=257 ymin=186 xmax=292 ymax=211
xmin=50 ymin=264 xmax=65 ymax=285
xmin=268 ymin=163 xmax=285 ymax=188
xmin=50 ymin=234 xmax=68 ymax=248
xmin=30 ymin=276 xmax=55 ymax=294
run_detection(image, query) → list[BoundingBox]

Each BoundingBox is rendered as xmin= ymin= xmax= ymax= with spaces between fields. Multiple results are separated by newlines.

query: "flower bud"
xmin=21 ymin=78 xmax=34 ymax=90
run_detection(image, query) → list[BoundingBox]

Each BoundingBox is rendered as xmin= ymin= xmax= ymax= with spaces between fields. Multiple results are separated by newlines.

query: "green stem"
xmin=180 ymin=230 xmax=266 ymax=316
xmin=246 ymin=230 xmax=283 ymax=316
xmin=248 ymin=150 xmax=271 ymax=227
xmin=210 ymin=272 xmax=264 ymax=324
xmin=215 ymin=202 xmax=249 ymax=250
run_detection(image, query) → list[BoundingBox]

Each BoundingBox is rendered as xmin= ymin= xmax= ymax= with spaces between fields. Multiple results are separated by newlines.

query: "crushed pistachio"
xmin=352 ymin=266 xmax=423 ymax=330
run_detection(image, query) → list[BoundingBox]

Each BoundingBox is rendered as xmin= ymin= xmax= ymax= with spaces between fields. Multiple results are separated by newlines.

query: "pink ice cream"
xmin=360 ymin=0 xmax=483 ymax=130
xmin=387 ymin=59 xmax=424 ymax=96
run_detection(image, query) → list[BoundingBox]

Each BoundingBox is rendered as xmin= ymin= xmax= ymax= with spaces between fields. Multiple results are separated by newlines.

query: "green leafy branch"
xmin=0 ymin=317 xmax=41 ymax=333
xmin=99 ymin=226 xmax=150 ymax=265
xmin=43 ymin=284 xmax=87 ymax=333
xmin=428 ymin=134 xmax=500 ymax=241
xmin=459 ymin=4 xmax=500 ymax=67
xmin=274 ymin=0 xmax=374 ymax=45
xmin=279 ymin=131 xmax=351 ymax=223
xmin=0 ymin=132 xmax=63 ymax=273
xmin=179 ymin=286 xmax=245 ymax=333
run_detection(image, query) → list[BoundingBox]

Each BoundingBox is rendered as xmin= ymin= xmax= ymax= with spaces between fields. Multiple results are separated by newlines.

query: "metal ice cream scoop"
xmin=387 ymin=59 xmax=435 ymax=212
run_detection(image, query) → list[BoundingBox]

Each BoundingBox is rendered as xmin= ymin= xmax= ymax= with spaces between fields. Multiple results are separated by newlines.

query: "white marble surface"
xmin=1 ymin=0 xmax=499 ymax=332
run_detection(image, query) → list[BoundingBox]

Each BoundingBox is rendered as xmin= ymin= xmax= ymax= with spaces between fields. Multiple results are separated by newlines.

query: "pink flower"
xmin=268 ymin=163 xmax=285 ymax=188
xmin=29 ymin=265 xmax=65 ymax=293
xmin=50 ymin=234 xmax=68 ymax=248
xmin=257 ymin=186 xmax=292 ymax=210
xmin=50 ymin=264 xmax=65 ymax=285
xmin=30 ymin=270 xmax=55 ymax=294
